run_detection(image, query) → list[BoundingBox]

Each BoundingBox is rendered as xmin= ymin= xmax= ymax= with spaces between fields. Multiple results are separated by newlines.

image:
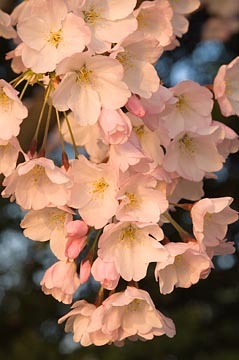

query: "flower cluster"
xmin=0 ymin=0 xmax=238 ymax=347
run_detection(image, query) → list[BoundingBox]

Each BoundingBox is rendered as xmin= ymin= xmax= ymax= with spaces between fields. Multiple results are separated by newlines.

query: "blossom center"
xmin=127 ymin=299 xmax=142 ymax=312
xmin=125 ymin=192 xmax=141 ymax=209
xmin=83 ymin=8 xmax=102 ymax=25
xmin=176 ymin=95 xmax=187 ymax=112
xmin=30 ymin=165 xmax=46 ymax=184
xmin=116 ymin=51 xmax=134 ymax=71
xmin=225 ymin=80 xmax=233 ymax=96
xmin=76 ymin=65 xmax=94 ymax=85
xmin=134 ymin=125 xmax=145 ymax=139
xmin=137 ymin=12 xmax=148 ymax=29
xmin=120 ymin=224 xmax=136 ymax=243
xmin=92 ymin=177 xmax=109 ymax=195
xmin=178 ymin=134 xmax=196 ymax=155
xmin=175 ymin=255 xmax=182 ymax=264
xmin=48 ymin=30 xmax=63 ymax=48
xmin=0 ymin=90 xmax=10 ymax=111
xmin=49 ymin=210 xmax=66 ymax=227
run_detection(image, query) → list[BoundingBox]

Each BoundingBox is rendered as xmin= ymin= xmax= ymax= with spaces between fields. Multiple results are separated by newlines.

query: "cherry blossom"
xmin=91 ymin=257 xmax=120 ymax=290
xmin=68 ymin=156 xmax=119 ymax=228
xmin=98 ymin=222 xmax=168 ymax=281
xmin=52 ymin=53 xmax=130 ymax=125
xmin=88 ymin=287 xmax=176 ymax=345
xmin=98 ymin=108 xmax=132 ymax=145
xmin=0 ymin=9 xmax=17 ymax=39
xmin=79 ymin=0 xmax=138 ymax=53
xmin=160 ymin=80 xmax=213 ymax=138
xmin=0 ymin=137 xmax=24 ymax=176
xmin=163 ymin=128 xmax=225 ymax=181
xmin=134 ymin=0 xmax=173 ymax=47
xmin=2 ymin=157 xmax=72 ymax=210
xmin=116 ymin=173 xmax=168 ymax=223
xmin=191 ymin=197 xmax=238 ymax=251
xmin=155 ymin=242 xmax=213 ymax=294
xmin=20 ymin=206 xmax=74 ymax=260
xmin=40 ymin=260 xmax=81 ymax=304
xmin=111 ymin=32 xmax=162 ymax=98
xmin=17 ymin=0 xmax=91 ymax=73
xmin=213 ymin=56 xmax=239 ymax=116
xmin=0 ymin=79 xmax=28 ymax=141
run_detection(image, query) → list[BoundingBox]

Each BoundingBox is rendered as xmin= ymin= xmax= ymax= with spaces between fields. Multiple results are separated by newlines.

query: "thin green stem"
xmin=19 ymin=79 xmax=30 ymax=100
xmin=63 ymin=111 xmax=79 ymax=158
xmin=33 ymin=81 xmax=52 ymax=143
xmin=40 ymin=102 xmax=53 ymax=152
xmin=55 ymin=109 xmax=65 ymax=153
xmin=163 ymin=212 xmax=189 ymax=236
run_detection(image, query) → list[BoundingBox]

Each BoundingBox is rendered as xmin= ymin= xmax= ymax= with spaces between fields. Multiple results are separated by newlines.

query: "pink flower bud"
xmin=125 ymin=94 xmax=146 ymax=118
xmin=80 ymin=259 xmax=92 ymax=284
xmin=65 ymin=220 xmax=88 ymax=260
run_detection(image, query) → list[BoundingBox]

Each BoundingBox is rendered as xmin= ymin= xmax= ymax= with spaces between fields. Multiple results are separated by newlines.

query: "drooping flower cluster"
xmin=0 ymin=0 xmax=238 ymax=347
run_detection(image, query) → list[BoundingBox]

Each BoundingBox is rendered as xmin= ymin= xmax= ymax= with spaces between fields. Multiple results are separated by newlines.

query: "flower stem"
xmin=63 ymin=111 xmax=79 ymax=159
xmin=33 ymin=81 xmax=52 ymax=144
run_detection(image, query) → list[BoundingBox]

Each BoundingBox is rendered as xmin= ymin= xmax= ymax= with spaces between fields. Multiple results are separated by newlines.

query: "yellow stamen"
xmin=48 ymin=30 xmax=63 ymax=48
xmin=133 ymin=125 xmax=145 ymax=139
xmin=92 ymin=177 xmax=109 ymax=195
xmin=116 ymin=51 xmax=134 ymax=71
xmin=176 ymin=95 xmax=187 ymax=112
xmin=83 ymin=8 xmax=102 ymax=25
xmin=76 ymin=65 xmax=94 ymax=85
xmin=0 ymin=90 xmax=10 ymax=111
xmin=120 ymin=224 xmax=136 ymax=243
xmin=125 ymin=192 xmax=141 ymax=209
xmin=30 ymin=165 xmax=46 ymax=184
xmin=178 ymin=134 xmax=196 ymax=155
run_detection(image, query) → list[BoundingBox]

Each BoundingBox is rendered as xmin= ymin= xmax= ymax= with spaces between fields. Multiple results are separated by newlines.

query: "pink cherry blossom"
xmin=68 ymin=156 xmax=119 ymax=229
xmin=109 ymin=132 xmax=151 ymax=173
xmin=0 ymin=137 xmax=24 ymax=176
xmin=91 ymin=257 xmax=120 ymax=290
xmin=169 ymin=0 xmax=200 ymax=38
xmin=160 ymin=80 xmax=213 ymax=138
xmin=98 ymin=222 xmax=168 ymax=281
xmin=155 ymin=242 xmax=213 ymax=294
xmin=212 ymin=120 xmax=239 ymax=158
xmin=88 ymin=287 xmax=176 ymax=345
xmin=0 ymin=79 xmax=28 ymax=141
xmin=134 ymin=0 xmax=173 ymax=47
xmin=52 ymin=52 xmax=130 ymax=125
xmin=163 ymin=128 xmax=225 ymax=181
xmin=213 ymin=57 xmax=239 ymax=116
xmin=111 ymin=32 xmax=162 ymax=98
xmin=20 ymin=206 xmax=73 ymax=260
xmin=58 ymin=300 xmax=97 ymax=346
xmin=98 ymin=108 xmax=132 ymax=145
xmin=80 ymin=0 xmax=138 ymax=53
xmin=141 ymin=84 xmax=177 ymax=117
xmin=130 ymin=113 xmax=165 ymax=169
xmin=116 ymin=173 xmax=168 ymax=223
xmin=0 ymin=9 xmax=17 ymax=39
xmin=2 ymin=157 xmax=72 ymax=210
xmin=17 ymin=0 xmax=91 ymax=73
xmin=191 ymin=197 xmax=238 ymax=251
xmin=40 ymin=260 xmax=81 ymax=304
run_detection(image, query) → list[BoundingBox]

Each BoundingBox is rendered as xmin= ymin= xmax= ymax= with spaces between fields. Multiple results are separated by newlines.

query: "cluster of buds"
xmin=0 ymin=0 xmax=238 ymax=347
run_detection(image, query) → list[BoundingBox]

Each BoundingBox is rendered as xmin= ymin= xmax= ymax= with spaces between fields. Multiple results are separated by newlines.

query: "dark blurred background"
xmin=0 ymin=1 xmax=239 ymax=359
